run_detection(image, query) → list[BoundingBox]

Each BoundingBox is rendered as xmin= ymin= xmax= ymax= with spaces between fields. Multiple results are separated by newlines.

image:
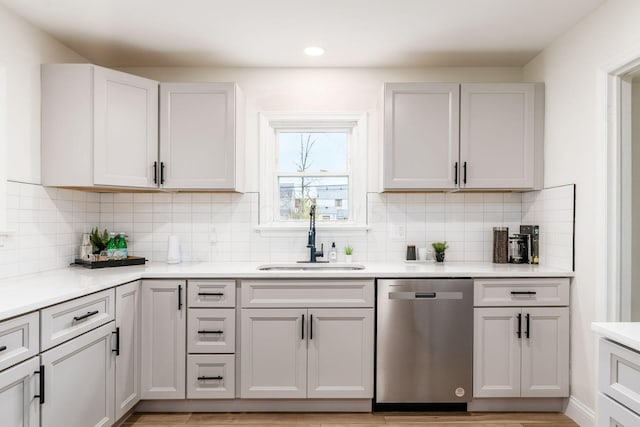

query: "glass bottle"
xmin=116 ymin=232 xmax=128 ymax=259
xmin=106 ymin=232 xmax=117 ymax=259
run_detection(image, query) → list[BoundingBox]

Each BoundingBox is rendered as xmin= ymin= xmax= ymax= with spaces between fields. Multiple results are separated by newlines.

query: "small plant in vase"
xmin=432 ymin=241 xmax=448 ymax=263
xmin=344 ymin=245 xmax=353 ymax=263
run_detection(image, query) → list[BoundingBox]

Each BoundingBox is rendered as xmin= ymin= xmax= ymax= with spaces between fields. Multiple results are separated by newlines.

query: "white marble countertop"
xmin=592 ymin=322 xmax=640 ymax=352
xmin=0 ymin=261 xmax=573 ymax=322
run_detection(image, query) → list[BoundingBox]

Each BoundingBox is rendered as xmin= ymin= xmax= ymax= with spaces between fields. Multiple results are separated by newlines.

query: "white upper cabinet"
xmin=383 ymin=83 xmax=460 ymax=190
xmin=42 ymin=64 xmax=159 ymax=189
xmin=160 ymin=83 xmax=244 ymax=191
xmin=381 ymin=82 xmax=544 ymax=191
xmin=460 ymin=83 xmax=542 ymax=189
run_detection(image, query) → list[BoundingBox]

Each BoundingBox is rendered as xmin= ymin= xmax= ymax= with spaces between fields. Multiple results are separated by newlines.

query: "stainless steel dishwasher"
xmin=376 ymin=278 xmax=473 ymax=408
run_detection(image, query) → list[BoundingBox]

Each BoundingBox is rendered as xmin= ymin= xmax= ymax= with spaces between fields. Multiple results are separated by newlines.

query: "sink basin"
xmin=257 ymin=263 xmax=365 ymax=271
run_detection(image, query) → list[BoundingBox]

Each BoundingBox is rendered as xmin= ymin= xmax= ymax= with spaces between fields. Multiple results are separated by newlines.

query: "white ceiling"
xmin=1 ymin=0 xmax=606 ymax=67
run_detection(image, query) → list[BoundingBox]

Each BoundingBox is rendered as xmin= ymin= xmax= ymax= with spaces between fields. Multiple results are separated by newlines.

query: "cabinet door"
xmin=460 ymin=83 xmax=536 ymax=189
xmin=115 ymin=281 xmax=141 ymax=420
xmin=141 ymin=280 xmax=186 ymax=399
xmin=94 ymin=66 xmax=158 ymax=188
xmin=473 ymin=307 xmax=521 ymax=398
xmin=307 ymin=308 xmax=373 ymax=398
xmin=0 ymin=356 xmax=39 ymax=427
xmin=240 ymin=308 xmax=307 ymax=398
xmin=40 ymin=322 xmax=115 ymax=427
xmin=160 ymin=83 xmax=237 ymax=189
xmin=521 ymin=307 xmax=569 ymax=397
xmin=383 ymin=83 xmax=460 ymax=190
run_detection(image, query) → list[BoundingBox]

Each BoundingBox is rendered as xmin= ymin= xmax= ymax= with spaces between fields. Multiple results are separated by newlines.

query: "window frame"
xmin=258 ymin=112 xmax=368 ymax=232
xmin=275 ymin=127 xmax=352 ymax=223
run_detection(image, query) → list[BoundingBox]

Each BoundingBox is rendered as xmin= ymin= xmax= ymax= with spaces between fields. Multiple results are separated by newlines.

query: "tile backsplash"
xmin=0 ymin=181 xmax=575 ymax=280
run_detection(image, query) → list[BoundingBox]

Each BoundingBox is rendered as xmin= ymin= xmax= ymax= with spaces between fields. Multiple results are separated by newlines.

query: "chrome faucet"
xmin=305 ymin=205 xmax=324 ymax=262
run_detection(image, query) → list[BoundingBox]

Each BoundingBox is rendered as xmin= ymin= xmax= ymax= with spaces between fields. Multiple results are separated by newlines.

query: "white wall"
xmin=0 ymin=3 xmax=86 ymax=184
xmin=523 ymin=0 xmax=640 ymax=417
xmin=633 ymin=81 xmax=640 ymax=321
xmin=120 ymin=67 xmax=523 ymax=192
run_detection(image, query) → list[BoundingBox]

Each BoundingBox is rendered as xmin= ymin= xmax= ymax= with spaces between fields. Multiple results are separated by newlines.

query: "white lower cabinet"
xmin=141 ymin=280 xmax=186 ymax=399
xmin=241 ymin=308 xmax=307 ymax=398
xmin=240 ymin=307 xmax=374 ymax=399
xmin=474 ymin=306 xmax=569 ymax=398
xmin=598 ymin=392 xmax=640 ymax=427
xmin=114 ymin=281 xmax=141 ymax=420
xmin=0 ymin=356 xmax=39 ymax=427
xmin=187 ymin=354 xmax=235 ymax=399
xmin=40 ymin=322 xmax=115 ymax=427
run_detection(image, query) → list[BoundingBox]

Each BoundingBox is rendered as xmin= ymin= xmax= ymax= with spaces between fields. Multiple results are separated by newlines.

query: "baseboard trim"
xmin=564 ymin=395 xmax=595 ymax=427
xmin=468 ymin=397 xmax=565 ymax=412
xmin=136 ymin=399 xmax=372 ymax=412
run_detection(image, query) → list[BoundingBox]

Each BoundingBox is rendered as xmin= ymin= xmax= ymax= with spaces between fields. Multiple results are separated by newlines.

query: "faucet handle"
xmin=317 ymin=243 xmax=324 ymax=258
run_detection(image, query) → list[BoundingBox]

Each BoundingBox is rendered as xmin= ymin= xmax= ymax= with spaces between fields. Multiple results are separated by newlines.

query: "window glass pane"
xmin=278 ymin=176 xmax=349 ymax=221
xmin=278 ymin=132 xmax=348 ymax=173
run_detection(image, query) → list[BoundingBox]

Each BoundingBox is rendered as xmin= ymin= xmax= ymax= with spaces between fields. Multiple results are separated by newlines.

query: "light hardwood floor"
xmin=122 ymin=412 xmax=578 ymax=427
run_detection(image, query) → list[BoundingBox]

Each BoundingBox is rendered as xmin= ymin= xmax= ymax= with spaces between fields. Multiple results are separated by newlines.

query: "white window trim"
xmin=257 ymin=112 xmax=369 ymax=233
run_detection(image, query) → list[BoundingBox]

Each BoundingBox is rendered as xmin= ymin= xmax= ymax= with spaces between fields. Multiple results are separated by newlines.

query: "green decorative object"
xmin=344 ymin=245 xmax=353 ymax=255
xmin=432 ymin=241 xmax=448 ymax=262
xmin=90 ymin=227 xmax=110 ymax=254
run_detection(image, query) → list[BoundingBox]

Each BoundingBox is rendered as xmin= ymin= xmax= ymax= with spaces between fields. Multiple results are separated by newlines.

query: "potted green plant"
xmin=90 ymin=227 xmax=110 ymax=254
xmin=344 ymin=245 xmax=353 ymax=263
xmin=432 ymin=241 xmax=448 ymax=263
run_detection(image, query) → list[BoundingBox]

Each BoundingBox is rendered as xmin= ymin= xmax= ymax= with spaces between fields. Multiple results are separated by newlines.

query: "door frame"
xmin=599 ymin=48 xmax=640 ymax=321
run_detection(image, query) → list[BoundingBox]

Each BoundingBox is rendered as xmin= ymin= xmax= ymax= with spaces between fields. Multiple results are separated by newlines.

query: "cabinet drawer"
xmin=241 ymin=280 xmax=374 ymax=308
xmin=187 ymin=354 xmax=235 ymax=399
xmin=187 ymin=308 xmax=235 ymax=354
xmin=598 ymin=392 xmax=640 ymax=427
xmin=0 ymin=312 xmax=39 ymax=371
xmin=41 ymin=288 xmax=115 ymax=350
xmin=474 ymin=278 xmax=569 ymax=307
xmin=599 ymin=338 xmax=640 ymax=415
xmin=187 ymin=280 xmax=235 ymax=308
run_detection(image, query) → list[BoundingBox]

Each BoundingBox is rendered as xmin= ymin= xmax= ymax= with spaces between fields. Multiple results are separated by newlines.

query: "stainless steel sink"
xmin=257 ymin=263 xmax=365 ymax=271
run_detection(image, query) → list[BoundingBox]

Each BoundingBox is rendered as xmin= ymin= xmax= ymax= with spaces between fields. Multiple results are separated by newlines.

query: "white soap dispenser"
xmin=329 ymin=242 xmax=338 ymax=263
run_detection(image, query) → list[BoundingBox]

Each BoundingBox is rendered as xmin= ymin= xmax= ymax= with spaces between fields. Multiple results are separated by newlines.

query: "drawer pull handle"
xmin=198 ymin=376 xmax=223 ymax=381
xmin=34 ymin=365 xmax=45 ymax=404
xmin=198 ymin=292 xmax=224 ymax=296
xmin=516 ymin=313 xmax=522 ymax=339
xmin=0 ymin=345 xmax=6 ymax=352
xmin=73 ymin=310 xmax=99 ymax=322
xmin=198 ymin=330 xmax=223 ymax=334
xmin=510 ymin=291 xmax=537 ymax=296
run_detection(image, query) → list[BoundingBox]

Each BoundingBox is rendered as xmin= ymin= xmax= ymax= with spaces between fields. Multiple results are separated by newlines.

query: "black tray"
xmin=72 ymin=256 xmax=147 ymax=269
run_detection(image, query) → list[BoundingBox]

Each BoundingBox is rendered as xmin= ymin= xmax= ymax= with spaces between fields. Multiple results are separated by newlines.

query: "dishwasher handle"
xmin=388 ymin=291 xmax=463 ymax=300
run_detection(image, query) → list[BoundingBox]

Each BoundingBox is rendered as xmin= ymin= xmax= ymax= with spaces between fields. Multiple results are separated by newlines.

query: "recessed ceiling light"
xmin=304 ymin=46 xmax=325 ymax=57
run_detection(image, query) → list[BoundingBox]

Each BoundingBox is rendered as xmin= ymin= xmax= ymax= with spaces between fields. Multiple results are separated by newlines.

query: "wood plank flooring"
xmin=122 ymin=412 xmax=578 ymax=427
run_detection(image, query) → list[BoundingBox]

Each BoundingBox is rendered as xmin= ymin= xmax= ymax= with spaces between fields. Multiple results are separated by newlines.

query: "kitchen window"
xmin=258 ymin=112 xmax=367 ymax=230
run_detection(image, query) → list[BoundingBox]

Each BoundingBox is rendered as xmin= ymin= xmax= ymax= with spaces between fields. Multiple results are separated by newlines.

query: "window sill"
xmin=255 ymin=223 xmax=370 ymax=237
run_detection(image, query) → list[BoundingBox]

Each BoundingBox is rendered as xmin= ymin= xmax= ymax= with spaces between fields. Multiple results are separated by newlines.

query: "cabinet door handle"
xmin=178 ymin=285 xmax=183 ymax=310
xmin=510 ymin=291 xmax=537 ymax=295
xmin=516 ymin=313 xmax=522 ymax=339
xmin=198 ymin=330 xmax=223 ymax=334
xmin=301 ymin=314 xmax=305 ymax=340
xmin=160 ymin=162 xmax=166 ymax=185
xmin=463 ymin=161 xmax=467 ymax=184
xmin=197 ymin=292 xmax=224 ymax=296
xmin=153 ymin=161 xmax=158 ymax=184
xmin=73 ymin=310 xmax=99 ymax=322
xmin=34 ymin=365 xmax=45 ymax=404
xmin=454 ymin=162 xmax=458 ymax=185
xmin=112 ymin=327 xmax=120 ymax=356
xmin=198 ymin=376 xmax=223 ymax=381
xmin=525 ymin=313 xmax=530 ymax=339
xmin=310 ymin=314 xmax=313 ymax=340
xmin=0 ymin=345 xmax=6 ymax=352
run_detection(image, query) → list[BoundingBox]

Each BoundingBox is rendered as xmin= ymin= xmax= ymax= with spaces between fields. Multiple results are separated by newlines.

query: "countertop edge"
xmin=0 ymin=263 xmax=574 ymax=322
xmin=592 ymin=322 xmax=640 ymax=352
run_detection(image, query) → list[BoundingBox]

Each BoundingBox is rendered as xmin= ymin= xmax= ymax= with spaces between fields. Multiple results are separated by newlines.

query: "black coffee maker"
xmin=508 ymin=225 xmax=539 ymax=264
